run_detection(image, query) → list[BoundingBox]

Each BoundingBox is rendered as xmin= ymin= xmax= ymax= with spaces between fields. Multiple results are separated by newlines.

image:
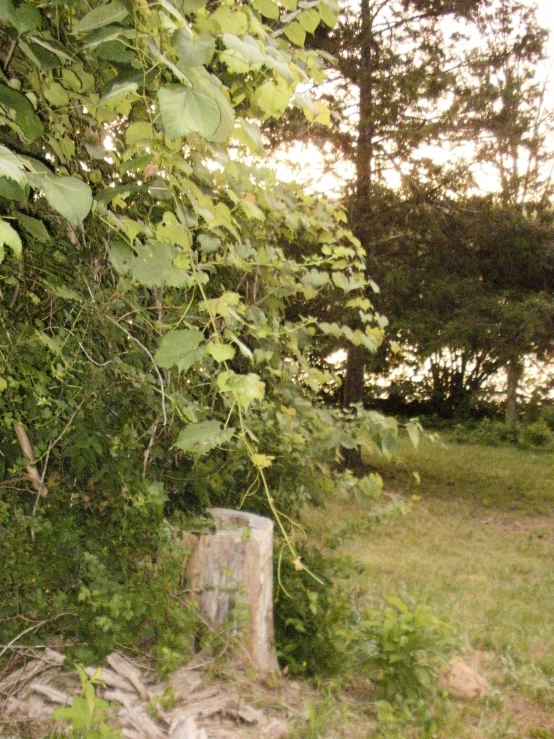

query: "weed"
xmin=53 ymin=665 xmax=120 ymax=738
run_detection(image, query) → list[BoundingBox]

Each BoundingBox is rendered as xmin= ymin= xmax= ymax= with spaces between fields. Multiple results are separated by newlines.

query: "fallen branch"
xmin=13 ymin=422 xmax=48 ymax=497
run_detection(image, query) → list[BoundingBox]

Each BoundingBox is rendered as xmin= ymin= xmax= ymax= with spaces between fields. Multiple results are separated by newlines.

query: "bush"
xmin=517 ymin=419 xmax=553 ymax=449
xmin=539 ymin=405 xmax=554 ymax=431
xmin=449 ymin=417 xmax=554 ymax=449
xmin=450 ymin=418 xmax=515 ymax=446
xmin=274 ymin=547 xmax=455 ymax=699
xmin=357 ymin=597 xmax=455 ymax=700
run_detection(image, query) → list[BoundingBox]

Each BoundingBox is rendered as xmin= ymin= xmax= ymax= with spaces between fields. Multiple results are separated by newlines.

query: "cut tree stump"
xmin=184 ymin=508 xmax=279 ymax=676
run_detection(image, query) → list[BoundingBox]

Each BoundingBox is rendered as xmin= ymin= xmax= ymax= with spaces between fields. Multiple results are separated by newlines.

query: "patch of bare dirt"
xmin=479 ymin=514 xmax=554 ymax=541
xmin=508 ymin=694 xmax=554 ymax=737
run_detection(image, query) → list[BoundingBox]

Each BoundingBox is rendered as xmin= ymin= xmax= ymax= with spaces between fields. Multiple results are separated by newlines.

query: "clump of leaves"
xmin=53 ymin=664 xmax=120 ymax=739
xmin=274 ymin=545 xmax=357 ymax=677
xmin=357 ymin=597 xmax=456 ymax=700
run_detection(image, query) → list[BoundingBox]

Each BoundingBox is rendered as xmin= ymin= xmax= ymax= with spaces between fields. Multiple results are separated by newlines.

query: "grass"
xmin=301 ymin=434 xmax=554 ymax=738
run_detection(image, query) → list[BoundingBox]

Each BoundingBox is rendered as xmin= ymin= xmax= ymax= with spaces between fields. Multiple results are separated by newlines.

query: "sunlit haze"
xmin=273 ymin=0 xmax=554 ymax=197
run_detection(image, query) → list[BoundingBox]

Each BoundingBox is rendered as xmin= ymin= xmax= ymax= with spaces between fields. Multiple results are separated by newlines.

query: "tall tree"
xmin=273 ymin=0 xmax=552 ymax=428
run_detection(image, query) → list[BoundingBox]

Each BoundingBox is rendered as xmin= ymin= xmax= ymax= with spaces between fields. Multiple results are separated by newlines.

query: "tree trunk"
xmin=505 ymin=357 xmax=522 ymax=426
xmin=343 ymin=344 xmax=366 ymax=409
xmin=184 ymin=508 xmax=279 ymax=676
xmin=340 ymin=0 xmax=374 ymax=472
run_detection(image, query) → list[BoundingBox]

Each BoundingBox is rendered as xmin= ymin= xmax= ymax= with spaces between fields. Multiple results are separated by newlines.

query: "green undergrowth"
xmin=298 ymin=436 xmax=554 ymax=737
xmin=369 ymin=433 xmax=554 ymax=515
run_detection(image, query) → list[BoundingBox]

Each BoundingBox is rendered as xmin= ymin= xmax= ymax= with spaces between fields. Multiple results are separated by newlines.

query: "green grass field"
xmin=301 ymin=435 xmax=554 ymax=738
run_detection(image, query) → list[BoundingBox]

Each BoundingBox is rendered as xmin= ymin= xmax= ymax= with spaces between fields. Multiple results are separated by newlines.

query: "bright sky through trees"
xmin=273 ymin=0 xmax=554 ymax=197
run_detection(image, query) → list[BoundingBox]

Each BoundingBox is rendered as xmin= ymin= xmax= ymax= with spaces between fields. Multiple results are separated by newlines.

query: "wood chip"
xmin=27 ymin=694 xmax=52 ymax=721
xmin=0 ymin=650 xmax=64 ymax=695
xmin=121 ymin=729 xmax=146 ymax=739
xmin=186 ymin=693 xmax=238 ymax=719
xmin=169 ymin=712 xmax=208 ymax=739
xmin=103 ymin=688 xmax=143 ymax=708
xmin=106 ymin=653 xmax=150 ymax=701
xmin=117 ymin=702 xmax=166 ymax=739
xmin=228 ymin=704 xmax=265 ymax=724
xmin=169 ymin=667 xmax=203 ymax=697
xmin=260 ymin=718 xmax=288 ymax=738
xmin=30 ymin=680 xmax=71 ymax=704
xmin=86 ymin=665 xmax=136 ymax=692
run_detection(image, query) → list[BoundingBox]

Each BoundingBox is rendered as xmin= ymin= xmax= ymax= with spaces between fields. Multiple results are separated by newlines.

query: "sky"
xmin=536 ymin=0 xmax=554 ymax=101
xmin=272 ymin=0 xmax=554 ymax=195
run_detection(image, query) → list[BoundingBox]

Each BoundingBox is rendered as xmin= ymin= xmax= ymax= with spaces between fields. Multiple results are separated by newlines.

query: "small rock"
xmin=439 ymin=657 xmax=490 ymax=700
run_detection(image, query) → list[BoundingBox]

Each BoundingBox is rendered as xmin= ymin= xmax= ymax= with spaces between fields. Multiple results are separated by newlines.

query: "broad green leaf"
xmin=2 ymin=1 xmax=42 ymax=35
xmin=217 ymin=370 xmax=265 ymax=409
xmin=303 ymin=269 xmax=329 ymax=288
xmin=280 ymin=0 xmax=297 ymax=9
xmin=201 ymin=291 xmax=242 ymax=318
xmin=15 ymin=213 xmax=50 ymax=243
xmin=185 ymin=68 xmax=234 ymax=143
xmin=148 ymin=179 xmax=173 ymax=201
xmin=28 ymin=174 xmax=92 ymax=226
xmin=43 ymin=81 xmax=70 ymax=106
xmin=46 ymin=283 xmax=83 ymax=301
xmin=241 ymin=197 xmax=265 ymax=221
xmin=283 ymin=21 xmax=306 ymax=47
xmin=73 ymin=1 xmax=129 ymax=34
xmin=156 ymin=212 xmax=191 ymax=249
xmin=174 ymin=30 xmax=215 ymax=68
xmin=252 ymin=81 xmax=289 ymax=118
xmin=82 ymin=24 xmax=130 ymax=49
xmin=99 ymin=80 xmax=138 ymax=109
xmin=0 ymin=146 xmax=26 ymax=185
xmin=253 ymin=0 xmax=280 ymax=20
xmin=232 ymin=120 xmax=264 ymax=152
xmin=109 ymin=241 xmax=133 ymax=275
xmin=298 ymin=8 xmax=320 ymax=33
xmin=332 ymin=272 xmax=365 ymax=293
xmin=125 ymin=121 xmax=153 ymax=146
xmin=19 ymin=38 xmax=59 ymax=71
xmin=222 ymin=34 xmax=264 ymax=64
xmin=155 ymin=329 xmax=205 ymax=371
xmin=207 ymin=343 xmax=235 ymax=362
xmin=317 ymin=322 xmax=342 ymax=337
xmin=132 ymin=242 xmax=191 ymax=287
xmin=182 ymin=0 xmax=208 ymax=12
xmin=0 ymin=177 xmax=27 ymax=203
xmin=94 ymin=39 xmax=135 ymax=63
xmin=318 ymin=1 xmax=338 ymax=28
xmin=158 ymin=85 xmax=221 ymax=141
xmin=318 ymin=0 xmax=339 ymax=27
xmin=174 ymin=420 xmax=235 ymax=454
xmin=198 ymin=234 xmax=221 ymax=253
xmin=406 ymin=421 xmax=420 ymax=449
xmin=211 ymin=6 xmax=248 ymax=36
xmin=0 ymin=219 xmax=22 ymax=260
xmin=37 ymin=330 xmax=64 ymax=357
xmin=0 ymin=85 xmax=44 ymax=141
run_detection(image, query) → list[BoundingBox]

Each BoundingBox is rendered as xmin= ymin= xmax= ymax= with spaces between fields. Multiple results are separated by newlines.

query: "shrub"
xmin=450 ymin=418 xmax=515 ymax=446
xmin=517 ymin=419 xmax=553 ymax=449
xmin=357 ymin=597 xmax=455 ymax=700
xmin=539 ymin=405 xmax=554 ymax=431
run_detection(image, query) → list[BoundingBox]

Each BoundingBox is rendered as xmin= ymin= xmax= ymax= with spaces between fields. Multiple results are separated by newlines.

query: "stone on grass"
xmin=439 ymin=656 xmax=490 ymax=700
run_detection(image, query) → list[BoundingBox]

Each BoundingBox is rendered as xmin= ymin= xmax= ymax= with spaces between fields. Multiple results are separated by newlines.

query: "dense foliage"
xmin=0 ymin=0 xmax=419 ymax=663
xmin=268 ymin=0 xmax=554 ymax=422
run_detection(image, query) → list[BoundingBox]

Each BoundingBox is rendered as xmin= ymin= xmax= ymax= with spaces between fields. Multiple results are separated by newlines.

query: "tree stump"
xmin=184 ymin=508 xmax=279 ymax=676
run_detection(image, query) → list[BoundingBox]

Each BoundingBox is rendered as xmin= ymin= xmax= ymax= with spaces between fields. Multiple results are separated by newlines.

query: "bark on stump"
xmin=184 ymin=508 xmax=279 ymax=676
